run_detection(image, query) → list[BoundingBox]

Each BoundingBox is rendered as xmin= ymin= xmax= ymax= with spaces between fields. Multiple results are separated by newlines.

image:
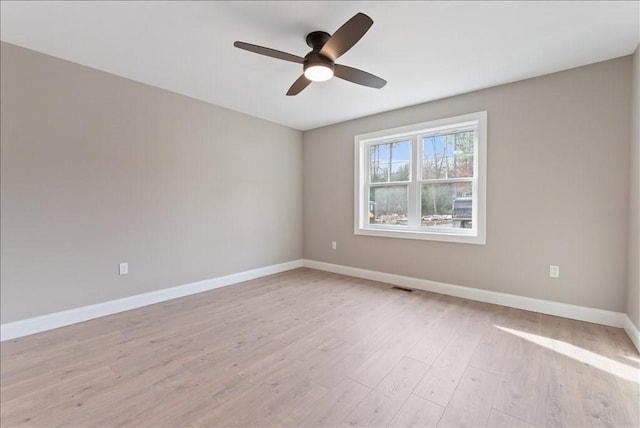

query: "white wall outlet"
xmin=119 ymin=262 xmax=129 ymax=275
xmin=331 ymin=241 xmax=337 ymax=250
xmin=549 ymin=265 xmax=560 ymax=278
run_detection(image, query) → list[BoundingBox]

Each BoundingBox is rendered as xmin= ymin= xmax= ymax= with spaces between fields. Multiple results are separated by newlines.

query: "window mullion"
xmin=407 ymin=136 xmax=419 ymax=227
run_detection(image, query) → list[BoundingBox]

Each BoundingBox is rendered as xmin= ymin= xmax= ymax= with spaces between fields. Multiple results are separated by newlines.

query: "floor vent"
xmin=391 ymin=286 xmax=413 ymax=292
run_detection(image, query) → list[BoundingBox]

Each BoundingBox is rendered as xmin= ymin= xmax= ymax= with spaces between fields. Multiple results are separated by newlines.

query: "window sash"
xmin=419 ymin=134 xmax=475 ymax=181
xmin=367 ymin=140 xmax=412 ymax=185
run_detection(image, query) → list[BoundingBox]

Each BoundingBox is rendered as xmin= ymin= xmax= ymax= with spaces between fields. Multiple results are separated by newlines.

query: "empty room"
xmin=1 ymin=1 xmax=639 ymax=427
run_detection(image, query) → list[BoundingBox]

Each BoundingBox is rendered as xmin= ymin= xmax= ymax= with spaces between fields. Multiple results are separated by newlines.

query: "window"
xmin=354 ymin=111 xmax=486 ymax=244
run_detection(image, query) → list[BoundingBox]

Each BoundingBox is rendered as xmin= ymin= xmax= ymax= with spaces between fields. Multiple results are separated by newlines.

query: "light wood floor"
xmin=1 ymin=268 xmax=639 ymax=427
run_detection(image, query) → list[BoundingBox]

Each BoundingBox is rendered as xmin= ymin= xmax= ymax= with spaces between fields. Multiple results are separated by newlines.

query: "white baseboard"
xmin=0 ymin=259 xmax=304 ymax=342
xmin=303 ymin=259 xmax=631 ymax=333
xmin=623 ymin=315 xmax=640 ymax=353
xmin=4 ymin=258 xmax=638 ymax=354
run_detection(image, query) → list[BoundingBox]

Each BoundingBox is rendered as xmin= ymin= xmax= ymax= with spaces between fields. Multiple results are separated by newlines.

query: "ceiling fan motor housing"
xmin=303 ymin=31 xmax=334 ymax=74
xmin=305 ymin=31 xmax=331 ymax=50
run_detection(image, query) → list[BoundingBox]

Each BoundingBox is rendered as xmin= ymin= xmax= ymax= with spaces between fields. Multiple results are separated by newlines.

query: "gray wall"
xmin=303 ymin=57 xmax=632 ymax=313
xmin=629 ymin=45 xmax=640 ymax=329
xmin=0 ymin=42 xmax=303 ymax=323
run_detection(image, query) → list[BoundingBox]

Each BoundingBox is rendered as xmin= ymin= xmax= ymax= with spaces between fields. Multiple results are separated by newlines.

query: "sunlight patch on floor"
xmin=495 ymin=325 xmax=640 ymax=383
xmin=624 ymin=355 xmax=640 ymax=363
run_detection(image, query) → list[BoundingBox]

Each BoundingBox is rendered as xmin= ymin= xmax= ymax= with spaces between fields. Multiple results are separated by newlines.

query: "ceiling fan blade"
xmin=286 ymin=75 xmax=312 ymax=96
xmin=334 ymin=64 xmax=386 ymax=89
xmin=233 ymin=41 xmax=304 ymax=64
xmin=319 ymin=13 xmax=373 ymax=61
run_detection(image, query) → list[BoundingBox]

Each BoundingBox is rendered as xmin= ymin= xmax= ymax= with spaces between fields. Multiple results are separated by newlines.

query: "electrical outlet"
xmin=331 ymin=241 xmax=337 ymax=250
xmin=549 ymin=265 xmax=560 ymax=278
xmin=119 ymin=262 xmax=129 ymax=275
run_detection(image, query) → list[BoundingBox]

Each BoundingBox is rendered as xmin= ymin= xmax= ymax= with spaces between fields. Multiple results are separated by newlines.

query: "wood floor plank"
xmin=0 ymin=366 xmax=118 ymax=427
xmin=350 ymin=292 xmax=446 ymax=388
xmin=0 ymin=331 xmax=126 ymax=402
xmin=413 ymin=302 xmax=496 ymax=407
xmin=305 ymin=291 xmax=425 ymax=389
xmin=388 ymin=394 xmax=444 ymax=427
xmin=616 ymin=373 xmax=640 ymax=428
xmin=491 ymin=309 xmax=544 ymax=426
xmin=537 ymin=314 xmax=636 ymax=428
xmin=568 ymin=319 xmax=640 ymax=427
xmin=299 ymin=378 xmax=371 ymax=427
xmin=405 ymin=297 xmax=469 ymax=366
xmin=123 ymin=371 xmax=252 ymax=427
xmin=193 ymin=375 xmax=327 ymax=427
xmin=436 ymin=366 xmax=500 ymax=427
xmin=535 ymin=315 xmax=590 ymax=428
xmin=340 ymin=356 xmax=429 ymax=427
xmin=468 ymin=305 xmax=513 ymax=374
xmin=486 ymin=409 xmax=532 ymax=427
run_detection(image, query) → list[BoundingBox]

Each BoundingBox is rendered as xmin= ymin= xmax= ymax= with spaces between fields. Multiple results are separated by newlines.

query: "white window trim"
xmin=354 ymin=111 xmax=487 ymax=245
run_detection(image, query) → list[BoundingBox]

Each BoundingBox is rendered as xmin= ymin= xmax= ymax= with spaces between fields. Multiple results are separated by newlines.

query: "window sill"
xmin=355 ymin=226 xmax=486 ymax=245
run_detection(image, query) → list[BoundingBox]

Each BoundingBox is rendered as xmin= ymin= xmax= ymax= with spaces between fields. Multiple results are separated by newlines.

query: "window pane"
xmin=370 ymin=140 xmax=410 ymax=183
xmin=390 ymin=162 xmax=410 ymax=181
xmin=369 ymin=186 xmax=408 ymax=225
xmin=421 ymin=182 xmax=473 ymax=228
xmin=422 ymin=131 xmax=474 ymax=179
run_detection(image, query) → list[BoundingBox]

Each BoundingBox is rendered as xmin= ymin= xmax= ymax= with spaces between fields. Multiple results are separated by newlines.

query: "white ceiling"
xmin=1 ymin=1 xmax=638 ymax=131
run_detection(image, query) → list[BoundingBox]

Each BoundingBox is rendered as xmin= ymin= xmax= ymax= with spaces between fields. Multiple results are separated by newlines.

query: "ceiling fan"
xmin=233 ymin=12 xmax=387 ymax=96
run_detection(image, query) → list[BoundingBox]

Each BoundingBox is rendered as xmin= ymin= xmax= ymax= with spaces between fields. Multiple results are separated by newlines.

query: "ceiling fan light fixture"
xmin=304 ymin=63 xmax=334 ymax=82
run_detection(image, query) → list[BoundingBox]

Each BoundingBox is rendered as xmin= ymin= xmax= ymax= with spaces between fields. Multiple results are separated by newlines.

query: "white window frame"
xmin=354 ymin=111 xmax=487 ymax=245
